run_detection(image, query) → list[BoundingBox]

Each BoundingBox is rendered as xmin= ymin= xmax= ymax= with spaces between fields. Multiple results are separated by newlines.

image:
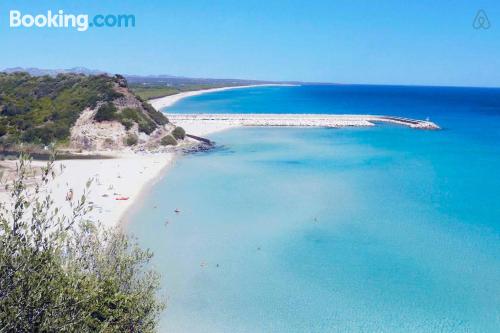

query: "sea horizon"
xmin=3 ymin=2 xmax=500 ymax=331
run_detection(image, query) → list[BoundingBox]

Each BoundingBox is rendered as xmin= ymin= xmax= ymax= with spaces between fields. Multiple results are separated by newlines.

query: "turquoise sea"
xmin=128 ymin=85 xmax=500 ymax=332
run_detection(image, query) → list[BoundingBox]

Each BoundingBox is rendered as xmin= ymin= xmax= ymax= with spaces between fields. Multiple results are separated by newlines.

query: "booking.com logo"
xmin=9 ymin=10 xmax=135 ymax=32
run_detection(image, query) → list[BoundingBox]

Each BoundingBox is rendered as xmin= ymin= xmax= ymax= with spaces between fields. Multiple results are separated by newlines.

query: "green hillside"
xmin=0 ymin=73 xmax=167 ymax=146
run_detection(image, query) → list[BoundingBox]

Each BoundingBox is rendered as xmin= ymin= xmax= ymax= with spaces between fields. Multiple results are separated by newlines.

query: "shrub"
xmin=172 ymin=126 xmax=186 ymax=140
xmin=118 ymin=108 xmax=157 ymax=135
xmin=120 ymin=118 xmax=134 ymax=130
xmin=160 ymin=134 xmax=177 ymax=146
xmin=138 ymin=121 xmax=156 ymax=135
xmin=120 ymin=107 xmax=141 ymax=122
xmin=125 ymin=133 xmax=138 ymax=146
xmin=0 ymin=155 xmax=164 ymax=331
xmin=142 ymin=101 xmax=169 ymax=125
xmin=0 ymin=125 xmax=6 ymax=137
xmin=94 ymin=102 xmax=117 ymax=122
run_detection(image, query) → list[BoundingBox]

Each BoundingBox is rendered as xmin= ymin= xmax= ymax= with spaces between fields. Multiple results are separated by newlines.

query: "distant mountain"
xmin=124 ymin=74 xmax=274 ymax=87
xmin=1 ymin=67 xmax=305 ymax=86
xmin=2 ymin=67 xmax=107 ymax=76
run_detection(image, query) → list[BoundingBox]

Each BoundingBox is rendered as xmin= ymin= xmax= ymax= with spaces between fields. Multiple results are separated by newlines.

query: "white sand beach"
xmin=149 ymin=84 xmax=295 ymax=111
xmin=54 ymin=154 xmax=175 ymax=228
xmin=0 ymin=153 xmax=174 ymax=229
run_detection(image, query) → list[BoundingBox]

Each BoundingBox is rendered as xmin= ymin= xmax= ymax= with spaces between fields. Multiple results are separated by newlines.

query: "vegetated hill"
xmin=1 ymin=67 xmax=308 ymax=100
xmin=0 ymin=72 xmax=176 ymax=151
xmin=2 ymin=67 xmax=279 ymax=86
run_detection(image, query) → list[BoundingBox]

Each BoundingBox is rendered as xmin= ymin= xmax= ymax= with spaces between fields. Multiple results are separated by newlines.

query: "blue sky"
xmin=1 ymin=0 xmax=499 ymax=87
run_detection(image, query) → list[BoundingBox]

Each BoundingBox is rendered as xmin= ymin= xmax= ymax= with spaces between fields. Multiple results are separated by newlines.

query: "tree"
xmin=172 ymin=127 xmax=185 ymax=140
xmin=0 ymin=154 xmax=165 ymax=332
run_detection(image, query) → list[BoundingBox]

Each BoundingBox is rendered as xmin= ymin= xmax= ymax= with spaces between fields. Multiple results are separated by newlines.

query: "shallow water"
xmin=129 ymin=86 xmax=500 ymax=332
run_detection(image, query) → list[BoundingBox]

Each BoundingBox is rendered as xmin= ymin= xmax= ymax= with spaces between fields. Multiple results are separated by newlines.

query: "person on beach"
xmin=66 ymin=189 xmax=74 ymax=201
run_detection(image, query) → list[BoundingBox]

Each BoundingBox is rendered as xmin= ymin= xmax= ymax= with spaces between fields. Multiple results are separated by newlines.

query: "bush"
xmin=0 ymin=155 xmax=164 ymax=331
xmin=142 ymin=101 xmax=169 ymax=125
xmin=125 ymin=133 xmax=138 ymax=146
xmin=138 ymin=121 xmax=156 ymax=135
xmin=120 ymin=107 xmax=141 ymax=122
xmin=118 ymin=108 xmax=157 ymax=135
xmin=160 ymin=134 xmax=177 ymax=146
xmin=94 ymin=102 xmax=117 ymax=122
xmin=120 ymin=118 xmax=134 ymax=130
xmin=172 ymin=126 xmax=186 ymax=140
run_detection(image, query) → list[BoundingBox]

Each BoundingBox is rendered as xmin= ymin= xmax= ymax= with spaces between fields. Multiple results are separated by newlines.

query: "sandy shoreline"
xmin=149 ymin=84 xmax=296 ymax=111
xmin=0 ymin=153 xmax=175 ymax=230
xmin=152 ymin=84 xmax=303 ymax=136
xmin=0 ymin=84 xmax=438 ymax=229
xmin=0 ymin=85 xmax=285 ymax=229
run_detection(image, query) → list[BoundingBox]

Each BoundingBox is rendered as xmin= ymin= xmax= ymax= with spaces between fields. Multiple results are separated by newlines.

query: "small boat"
xmin=115 ymin=196 xmax=129 ymax=201
xmin=174 ymin=208 xmax=181 ymax=213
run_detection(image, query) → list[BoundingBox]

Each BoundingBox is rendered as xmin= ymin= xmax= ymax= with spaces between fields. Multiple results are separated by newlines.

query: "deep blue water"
xmin=129 ymin=85 xmax=500 ymax=332
xmin=166 ymin=84 xmax=500 ymax=120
